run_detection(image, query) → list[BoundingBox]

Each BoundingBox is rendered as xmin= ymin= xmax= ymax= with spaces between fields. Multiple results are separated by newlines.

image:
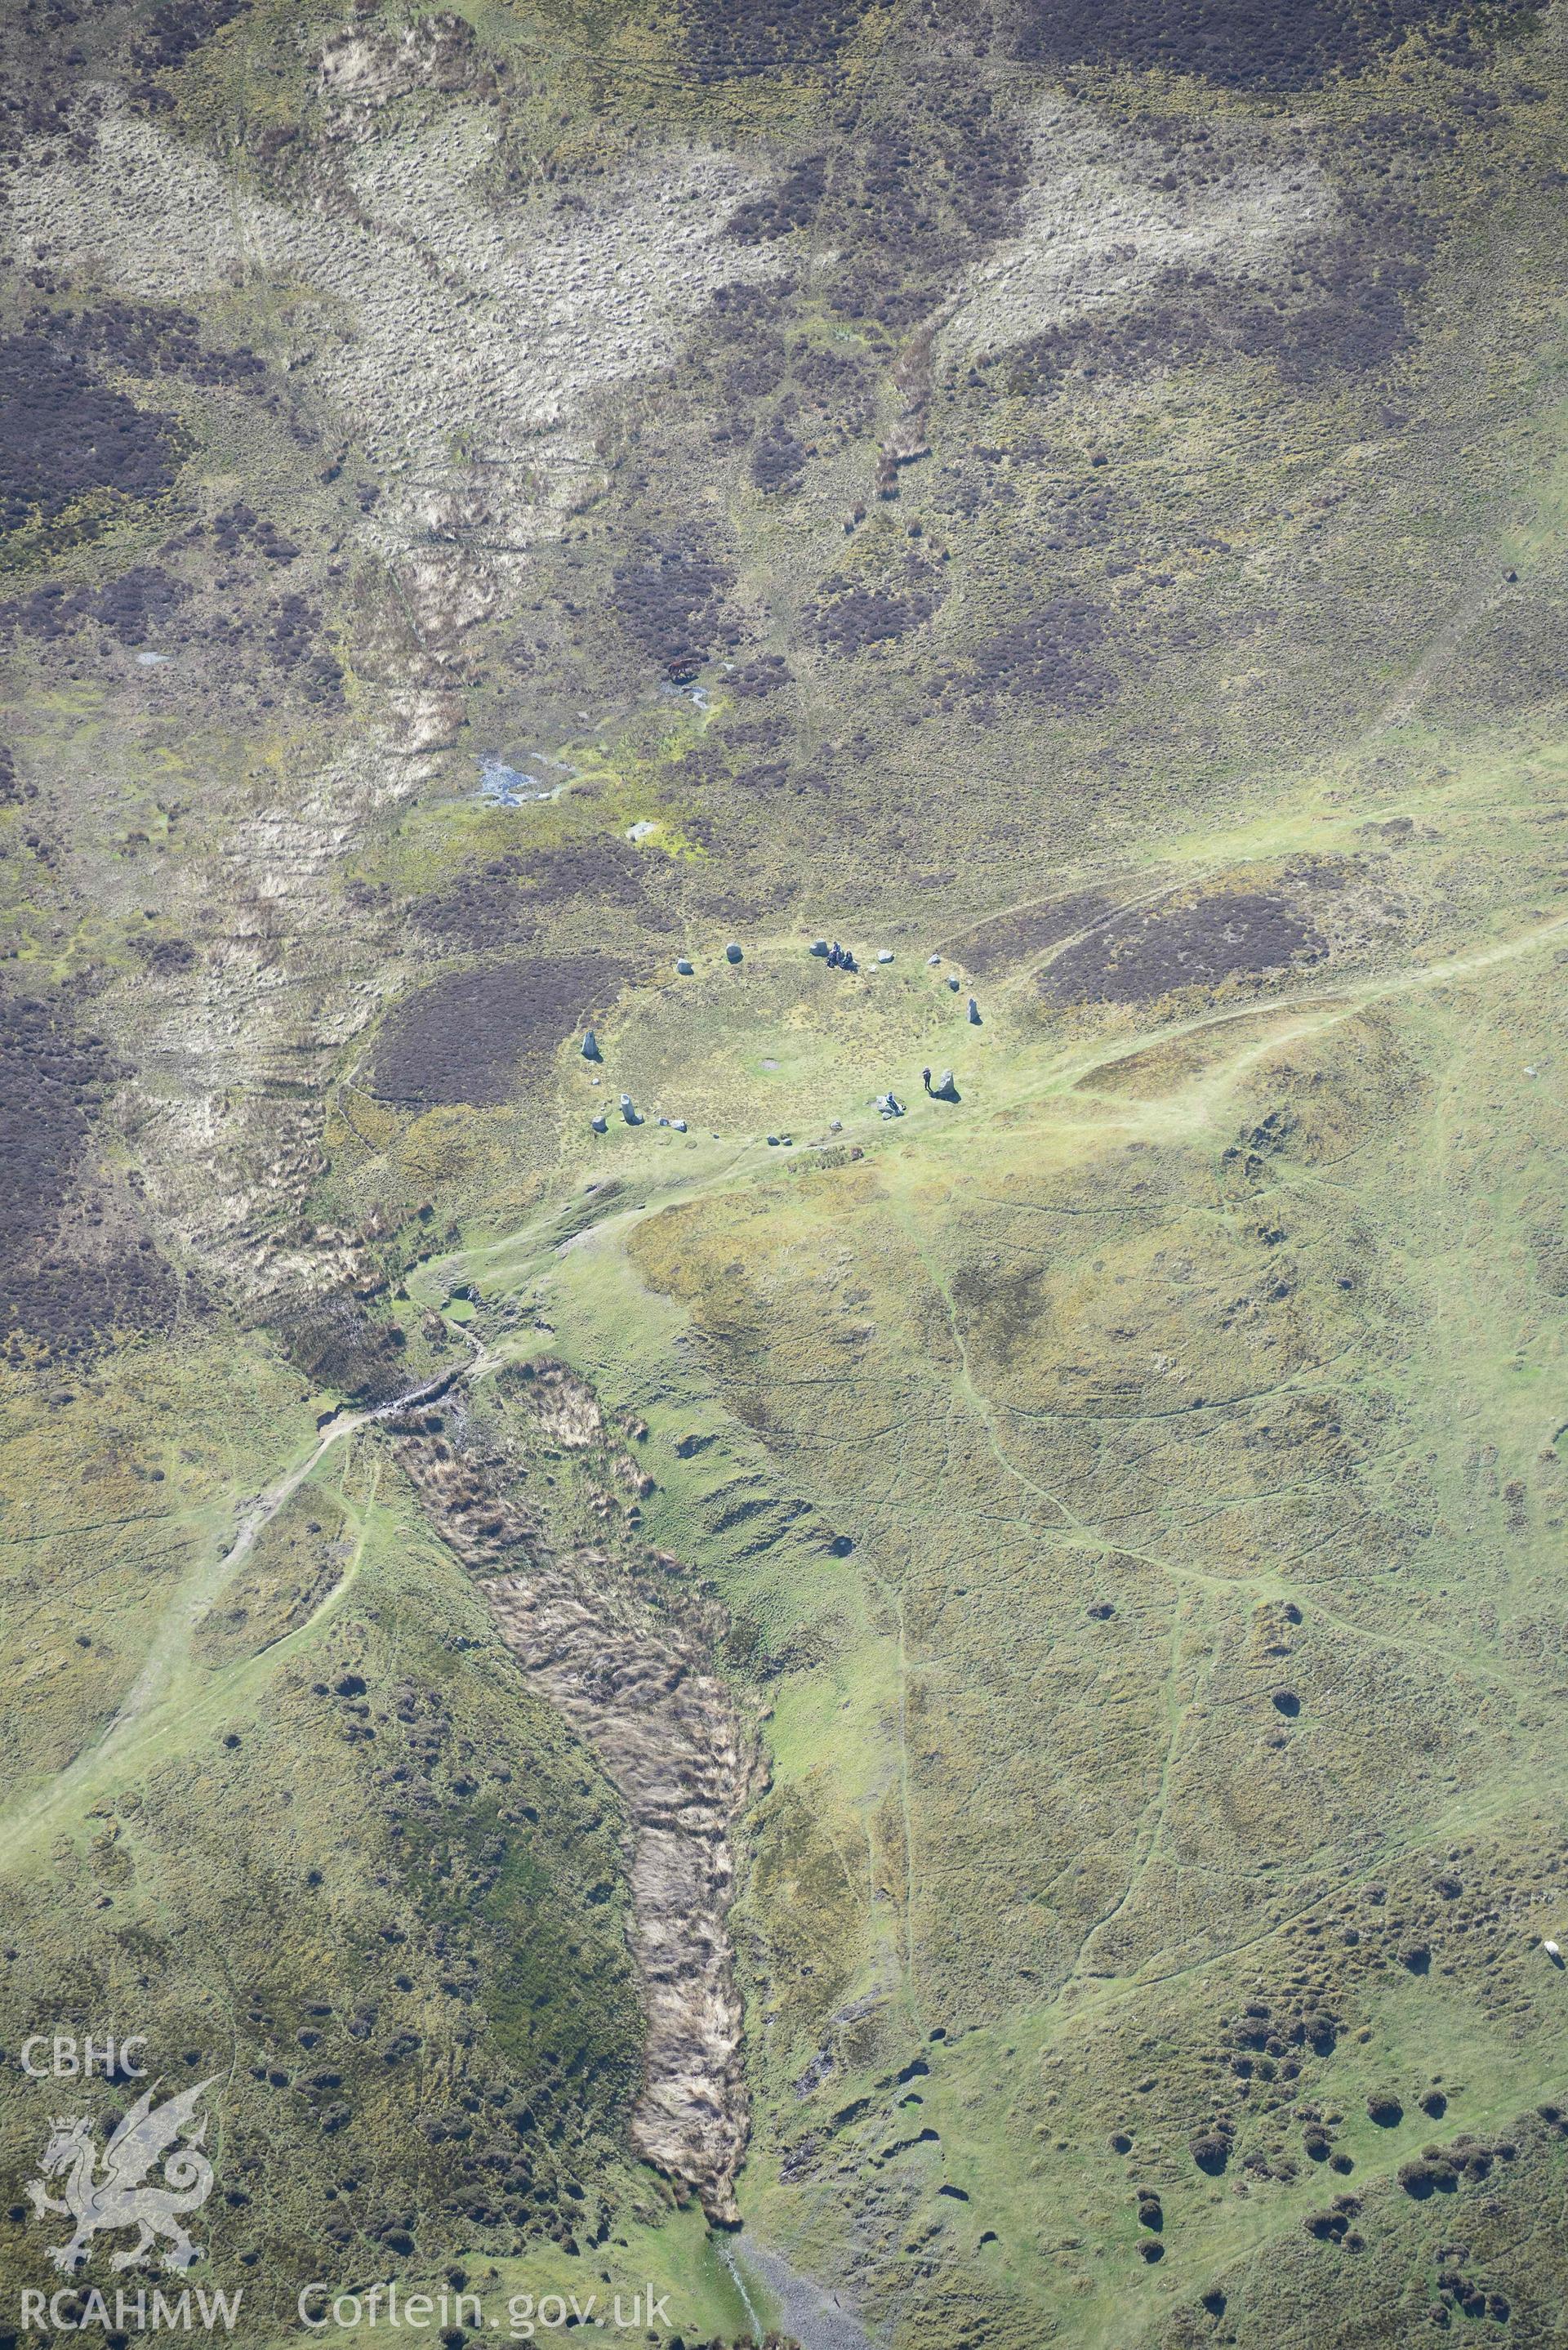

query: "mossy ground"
xmin=5 ymin=2 xmax=1568 ymax=2344
xmin=328 ymin=724 xmax=1565 ymax=2341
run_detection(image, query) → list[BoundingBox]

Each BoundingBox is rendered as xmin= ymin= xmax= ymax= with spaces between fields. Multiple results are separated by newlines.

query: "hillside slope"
xmin=3 ymin=3 xmax=1568 ymax=2345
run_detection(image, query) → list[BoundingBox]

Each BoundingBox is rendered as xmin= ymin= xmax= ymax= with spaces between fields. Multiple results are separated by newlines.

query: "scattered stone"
xmin=876 ymin=950 xmax=894 ymax=963
xmin=928 ymin=954 xmax=942 ymax=965
xmin=947 ymin=974 xmax=961 ymax=992
xmin=810 ymin=939 xmax=830 ymax=956
xmin=725 ymin=941 xmax=744 ymax=964
xmin=876 ymin=1093 xmax=905 ymax=1118
xmin=828 ymin=1119 xmax=843 ymax=1132
xmin=590 ymin=1115 xmax=608 ymax=1134
xmin=676 ymin=957 xmax=694 ymax=975
xmin=673 ymin=1119 xmax=688 ymax=1132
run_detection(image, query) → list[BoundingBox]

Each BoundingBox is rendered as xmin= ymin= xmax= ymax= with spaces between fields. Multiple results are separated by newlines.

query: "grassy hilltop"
xmin=3 ymin=0 xmax=1568 ymax=2343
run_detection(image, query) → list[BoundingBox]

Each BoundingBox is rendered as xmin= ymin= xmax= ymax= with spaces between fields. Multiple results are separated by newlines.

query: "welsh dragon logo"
xmin=27 ymin=2077 xmax=217 ymax=2273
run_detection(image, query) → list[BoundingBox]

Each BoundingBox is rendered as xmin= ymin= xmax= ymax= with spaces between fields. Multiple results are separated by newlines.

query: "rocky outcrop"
xmin=7 ymin=100 xmax=784 ymax=760
xmin=388 ymin=1410 xmax=546 ymax=1577
xmin=512 ymin=1357 xmax=607 ymax=1451
xmin=387 ymin=1368 xmax=759 ymax=2224
xmin=483 ymin=1559 xmax=758 ymax=2223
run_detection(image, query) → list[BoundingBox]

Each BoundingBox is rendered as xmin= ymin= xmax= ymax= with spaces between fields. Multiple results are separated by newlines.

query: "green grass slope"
xmin=3 ymin=2 xmax=1568 ymax=2345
